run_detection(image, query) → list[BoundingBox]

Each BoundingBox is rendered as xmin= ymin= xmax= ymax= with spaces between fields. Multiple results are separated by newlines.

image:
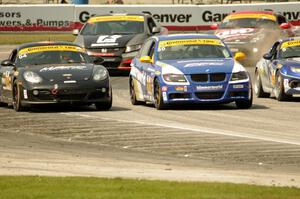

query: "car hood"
xmin=24 ymin=63 xmax=94 ymax=82
xmin=215 ymin=28 xmax=264 ymax=42
xmin=279 ymin=57 xmax=300 ymax=66
xmin=157 ymin=59 xmax=235 ymax=74
xmin=83 ymin=34 xmax=146 ymax=49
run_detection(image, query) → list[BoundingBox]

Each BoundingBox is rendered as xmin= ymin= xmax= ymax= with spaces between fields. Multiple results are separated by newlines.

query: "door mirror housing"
xmin=152 ymin=27 xmax=160 ymax=34
xmin=234 ymin=52 xmax=246 ymax=61
xmin=1 ymin=59 xmax=15 ymax=67
xmin=263 ymin=53 xmax=272 ymax=60
xmin=280 ymin=23 xmax=290 ymax=29
xmin=210 ymin=23 xmax=219 ymax=30
xmin=72 ymin=29 xmax=80 ymax=36
xmin=140 ymin=56 xmax=152 ymax=63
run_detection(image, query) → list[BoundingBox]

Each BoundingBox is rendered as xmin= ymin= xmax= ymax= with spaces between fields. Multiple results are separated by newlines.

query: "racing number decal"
xmin=2 ymin=71 xmax=12 ymax=91
xmin=146 ymin=76 xmax=153 ymax=96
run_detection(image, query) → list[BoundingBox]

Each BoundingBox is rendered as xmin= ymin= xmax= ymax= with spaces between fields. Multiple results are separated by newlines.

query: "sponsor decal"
xmin=158 ymin=39 xmax=223 ymax=49
xmin=233 ymin=84 xmax=244 ymax=89
xmin=225 ymin=14 xmax=276 ymax=21
xmin=19 ymin=45 xmax=85 ymax=57
xmin=184 ymin=62 xmax=223 ymax=67
xmin=142 ymin=11 xmax=192 ymax=23
xmin=175 ymin=86 xmax=184 ymax=91
xmin=281 ymin=40 xmax=300 ymax=49
xmin=23 ymin=89 xmax=28 ymax=99
xmin=88 ymin=15 xmax=144 ymax=23
xmin=284 ymin=79 xmax=289 ymax=87
xmin=64 ymin=80 xmax=77 ymax=84
xmin=2 ymin=71 xmax=12 ymax=91
xmin=216 ymin=28 xmax=254 ymax=38
xmin=91 ymin=35 xmax=122 ymax=47
xmin=162 ymin=91 xmax=168 ymax=101
xmin=40 ymin=65 xmax=87 ymax=72
xmin=202 ymin=10 xmax=229 ymax=23
xmin=271 ymin=71 xmax=276 ymax=85
xmin=196 ymin=85 xmax=223 ymax=91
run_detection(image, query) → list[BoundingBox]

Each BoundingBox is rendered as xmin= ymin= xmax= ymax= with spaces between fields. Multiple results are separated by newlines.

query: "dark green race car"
xmin=0 ymin=42 xmax=112 ymax=111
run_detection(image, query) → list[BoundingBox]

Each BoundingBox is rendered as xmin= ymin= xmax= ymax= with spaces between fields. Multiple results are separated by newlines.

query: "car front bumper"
xmin=160 ymin=80 xmax=251 ymax=104
xmin=19 ymin=79 xmax=111 ymax=105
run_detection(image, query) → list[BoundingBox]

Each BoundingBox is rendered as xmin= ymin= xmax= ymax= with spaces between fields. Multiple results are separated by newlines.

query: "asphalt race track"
xmin=1 ymin=45 xmax=300 ymax=187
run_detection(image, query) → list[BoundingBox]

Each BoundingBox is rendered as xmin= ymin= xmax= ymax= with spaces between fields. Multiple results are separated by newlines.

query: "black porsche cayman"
xmin=0 ymin=42 xmax=112 ymax=111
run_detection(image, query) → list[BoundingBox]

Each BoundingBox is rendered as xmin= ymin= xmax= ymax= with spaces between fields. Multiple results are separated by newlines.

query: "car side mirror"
xmin=1 ymin=59 xmax=15 ymax=67
xmin=152 ymin=27 xmax=160 ymax=34
xmin=280 ymin=23 xmax=290 ymax=29
xmin=234 ymin=52 xmax=246 ymax=61
xmin=72 ymin=29 xmax=80 ymax=36
xmin=263 ymin=53 xmax=272 ymax=60
xmin=140 ymin=56 xmax=152 ymax=63
xmin=93 ymin=57 xmax=104 ymax=65
xmin=210 ymin=23 xmax=219 ymax=30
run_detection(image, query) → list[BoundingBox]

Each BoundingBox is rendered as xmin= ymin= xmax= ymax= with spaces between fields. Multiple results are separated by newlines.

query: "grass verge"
xmin=0 ymin=33 xmax=75 ymax=44
xmin=0 ymin=176 xmax=299 ymax=199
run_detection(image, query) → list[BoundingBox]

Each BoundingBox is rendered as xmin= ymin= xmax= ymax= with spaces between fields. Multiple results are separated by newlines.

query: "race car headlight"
xmin=163 ymin=74 xmax=187 ymax=83
xmin=230 ymin=71 xmax=248 ymax=81
xmin=23 ymin=71 xmax=42 ymax=83
xmin=291 ymin=66 xmax=300 ymax=73
xmin=93 ymin=67 xmax=108 ymax=81
xmin=125 ymin=44 xmax=142 ymax=53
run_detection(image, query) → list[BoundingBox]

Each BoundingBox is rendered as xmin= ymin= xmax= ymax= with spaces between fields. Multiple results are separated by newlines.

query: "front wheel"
xmin=254 ymin=70 xmax=270 ymax=98
xmin=12 ymin=80 xmax=25 ymax=112
xmin=274 ymin=71 xmax=291 ymax=101
xmin=235 ymin=88 xmax=253 ymax=109
xmin=129 ymin=77 xmax=144 ymax=105
xmin=95 ymin=89 xmax=112 ymax=111
xmin=154 ymin=79 xmax=167 ymax=110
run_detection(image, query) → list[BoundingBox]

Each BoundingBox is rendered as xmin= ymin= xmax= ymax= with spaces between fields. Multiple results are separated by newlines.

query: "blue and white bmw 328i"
xmin=129 ymin=34 xmax=252 ymax=109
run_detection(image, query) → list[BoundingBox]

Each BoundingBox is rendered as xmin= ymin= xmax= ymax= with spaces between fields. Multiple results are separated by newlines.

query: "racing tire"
xmin=12 ymin=80 xmax=25 ymax=112
xmin=95 ymin=99 xmax=112 ymax=111
xmin=95 ymin=88 xmax=113 ymax=111
xmin=0 ymin=100 xmax=7 ymax=107
xmin=235 ymin=88 xmax=253 ymax=109
xmin=274 ymin=71 xmax=291 ymax=101
xmin=154 ymin=79 xmax=167 ymax=110
xmin=129 ymin=77 xmax=144 ymax=105
xmin=254 ymin=70 xmax=270 ymax=98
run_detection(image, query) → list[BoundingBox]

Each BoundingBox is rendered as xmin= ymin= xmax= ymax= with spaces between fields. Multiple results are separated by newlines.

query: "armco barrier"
xmin=0 ymin=3 xmax=299 ymax=32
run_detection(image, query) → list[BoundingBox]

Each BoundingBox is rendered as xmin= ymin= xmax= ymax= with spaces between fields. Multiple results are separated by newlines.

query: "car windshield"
xmin=157 ymin=39 xmax=231 ymax=60
xmin=219 ymin=18 xmax=277 ymax=29
xmin=81 ymin=21 xmax=144 ymax=35
xmin=279 ymin=41 xmax=300 ymax=59
xmin=17 ymin=49 xmax=91 ymax=66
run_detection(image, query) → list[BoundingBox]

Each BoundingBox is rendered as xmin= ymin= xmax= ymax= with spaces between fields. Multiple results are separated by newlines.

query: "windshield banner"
xmin=19 ymin=45 xmax=85 ymax=56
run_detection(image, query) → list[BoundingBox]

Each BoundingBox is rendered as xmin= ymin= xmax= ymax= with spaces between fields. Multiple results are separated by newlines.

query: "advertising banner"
xmin=0 ymin=5 xmax=74 ymax=31
xmin=0 ymin=3 xmax=299 ymax=32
